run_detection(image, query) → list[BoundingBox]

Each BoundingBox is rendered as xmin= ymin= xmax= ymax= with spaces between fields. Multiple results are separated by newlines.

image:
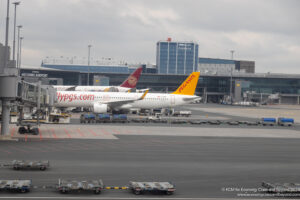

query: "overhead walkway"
xmin=0 ymin=77 xmax=57 ymax=138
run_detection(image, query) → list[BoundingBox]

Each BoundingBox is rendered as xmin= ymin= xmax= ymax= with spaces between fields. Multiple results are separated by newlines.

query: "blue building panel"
xmin=199 ymin=58 xmax=235 ymax=65
xmin=157 ymin=40 xmax=199 ymax=75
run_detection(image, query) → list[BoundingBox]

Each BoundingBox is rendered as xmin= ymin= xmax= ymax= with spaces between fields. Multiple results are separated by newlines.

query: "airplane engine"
xmin=93 ymin=103 xmax=109 ymax=113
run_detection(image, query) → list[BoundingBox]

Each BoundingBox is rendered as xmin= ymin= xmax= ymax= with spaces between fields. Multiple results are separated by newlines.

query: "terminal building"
xmin=199 ymin=58 xmax=255 ymax=75
xmin=156 ymin=38 xmax=198 ymax=74
xmin=18 ymin=39 xmax=300 ymax=105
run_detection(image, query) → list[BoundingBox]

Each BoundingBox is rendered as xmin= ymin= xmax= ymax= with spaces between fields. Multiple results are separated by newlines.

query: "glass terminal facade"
xmin=20 ymin=68 xmax=300 ymax=104
xmin=156 ymin=40 xmax=198 ymax=75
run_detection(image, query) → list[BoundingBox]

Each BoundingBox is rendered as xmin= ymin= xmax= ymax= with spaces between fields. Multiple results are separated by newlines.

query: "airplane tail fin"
xmin=172 ymin=72 xmax=200 ymax=95
xmin=120 ymin=67 xmax=143 ymax=88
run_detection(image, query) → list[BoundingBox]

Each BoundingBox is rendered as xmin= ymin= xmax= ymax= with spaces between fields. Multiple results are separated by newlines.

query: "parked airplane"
xmin=55 ymin=72 xmax=200 ymax=113
xmin=54 ymin=67 xmax=143 ymax=92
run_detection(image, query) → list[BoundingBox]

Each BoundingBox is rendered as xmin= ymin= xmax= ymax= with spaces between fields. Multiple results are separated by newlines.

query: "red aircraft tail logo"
xmin=120 ymin=67 xmax=143 ymax=88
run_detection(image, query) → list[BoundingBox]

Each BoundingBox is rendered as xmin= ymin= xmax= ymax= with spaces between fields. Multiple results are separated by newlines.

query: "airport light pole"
xmin=4 ymin=0 xmax=10 ymax=68
xmin=87 ymin=44 xmax=92 ymax=86
xmin=12 ymin=1 xmax=20 ymax=62
xmin=230 ymin=50 xmax=234 ymax=60
xmin=16 ymin=25 xmax=22 ymax=74
xmin=1 ymin=0 xmax=11 ymax=136
xmin=19 ymin=36 xmax=23 ymax=70
xmin=229 ymin=50 xmax=234 ymax=104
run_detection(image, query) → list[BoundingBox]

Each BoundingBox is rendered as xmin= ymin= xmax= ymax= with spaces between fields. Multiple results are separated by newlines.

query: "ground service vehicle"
xmin=80 ymin=113 xmax=96 ymax=123
xmin=261 ymin=118 xmax=276 ymax=126
xmin=147 ymin=113 xmax=162 ymax=122
xmin=173 ymin=110 xmax=192 ymax=117
xmin=112 ymin=114 xmax=128 ymax=123
xmin=278 ymin=117 xmax=294 ymax=126
xmin=96 ymin=114 xmax=111 ymax=123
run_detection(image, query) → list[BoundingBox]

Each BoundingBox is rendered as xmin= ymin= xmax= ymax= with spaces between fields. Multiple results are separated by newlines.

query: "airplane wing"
xmin=103 ymin=90 xmax=148 ymax=108
xmin=65 ymin=86 xmax=76 ymax=91
xmin=127 ymin=88 xmax=150 ymax=93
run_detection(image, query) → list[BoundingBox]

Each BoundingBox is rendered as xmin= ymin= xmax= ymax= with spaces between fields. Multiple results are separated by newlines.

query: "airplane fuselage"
xmin=55 ymin=91 xmax=197 ymax=110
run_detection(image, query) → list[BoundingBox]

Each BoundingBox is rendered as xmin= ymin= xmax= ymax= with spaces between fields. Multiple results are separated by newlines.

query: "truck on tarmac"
xmin=96 ymin=114 xmax=111 ymax=123
xmin=147 ymin=113 xmax=162 ymax=122
xmin=80 ymin=113 xmax=96 ymax=123
xmin=111 ymin=114 xmax=128 ymax=123
xmin=278 ymin=117 xmax=294 ymax=126
xmin=261 ymin=118 xmax=276 ymax=126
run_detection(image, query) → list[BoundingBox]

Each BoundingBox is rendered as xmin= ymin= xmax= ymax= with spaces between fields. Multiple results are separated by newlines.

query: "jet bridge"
xmin=0 ymin=42 xmax=57 ymax=137
xmin=0 ymin=76 xmax=57 ymax=136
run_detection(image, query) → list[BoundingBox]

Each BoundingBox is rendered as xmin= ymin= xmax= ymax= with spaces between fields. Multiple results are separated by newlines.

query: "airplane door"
xmin=171 ymin=95 xmax=175 ymax=105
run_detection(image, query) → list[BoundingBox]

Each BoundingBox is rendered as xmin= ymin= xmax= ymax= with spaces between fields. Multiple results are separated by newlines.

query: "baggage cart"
xmin=190 ymin=120 xmax=207 ymax=125
xmin=129 ymin=181 xmax=175 ymax=195
xmin=0 ymin=180 xmax=31 ymax=193
xmin=262 ymin=181 xmax=300 ymax=193
xmin=12 ymin=160 xmax=49 ymax=171
xmin=207 ymin=120 xmax=222 ymax=125
xmin=57 ymin=179 xmax=104 ymax=194
xmin=227 ymin=121 xmax=239 ymax=125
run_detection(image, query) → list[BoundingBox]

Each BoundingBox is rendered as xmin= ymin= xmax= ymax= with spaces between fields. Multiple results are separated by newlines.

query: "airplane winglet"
xmin=138 ymin=89 xmax=149 ymax=100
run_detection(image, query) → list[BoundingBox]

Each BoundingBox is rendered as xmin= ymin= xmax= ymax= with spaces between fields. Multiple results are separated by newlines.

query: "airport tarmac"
xmin=183 ymin=103 xmax=300 ymax=122
xmin=0 ymin=104 xmax=300 ymax=199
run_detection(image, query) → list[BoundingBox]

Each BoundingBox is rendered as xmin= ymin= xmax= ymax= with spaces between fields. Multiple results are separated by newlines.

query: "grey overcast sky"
xmin=0 ymin=0 xmax=299 ymax=73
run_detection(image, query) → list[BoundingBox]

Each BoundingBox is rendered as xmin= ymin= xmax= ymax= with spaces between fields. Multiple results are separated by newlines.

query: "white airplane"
xmin=55 ymin=72 xmax=200 ymax=113
xmin=54 ymin=67 xmax=143 ymax=92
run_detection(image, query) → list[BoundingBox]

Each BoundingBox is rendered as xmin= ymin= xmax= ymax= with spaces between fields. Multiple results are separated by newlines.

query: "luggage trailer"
xmin=0 ymin=180 xmax=32 ymax=193
xmin=57 ymin=179 xmax=104 ymax=194
xmin=12 ymin=160 xmax=50 ymax=171
xmin=0 ymin=178 xmax=175 ymax=195
xmin=262 ymin=182 xmax=300 ymax=193
xmin=129 ymin=181 xmax=175 ymax=195
xmin=0 ymin=160 xmax=50 ymax=171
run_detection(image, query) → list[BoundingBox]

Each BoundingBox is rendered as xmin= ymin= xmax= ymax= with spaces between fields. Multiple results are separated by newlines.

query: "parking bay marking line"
xmin=63 ymin=128 xmax=72 ymax=138
xmin=10 ymin=127 xmax=15 ymax=137
xmin=51 ymin=128 xmax=58 ymax=139
xmin=39 ymin=128 xmax=43 ymax=141
xmin=77 ymin=128 xmax=85 ymax=137
xmin=88 ymin=129 xmax=98 ymax=137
